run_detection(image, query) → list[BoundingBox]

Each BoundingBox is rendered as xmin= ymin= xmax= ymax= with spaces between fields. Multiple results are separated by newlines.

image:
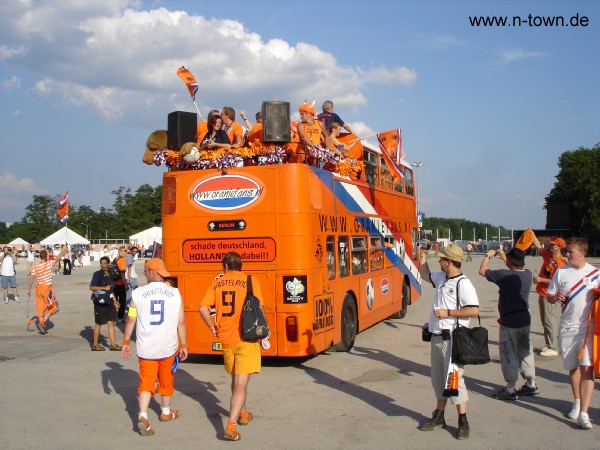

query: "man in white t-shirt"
xmin=418 ymin=244 xmax=480 ymax=440
xmin=126 ymin=247 xmax=139 ymax=290
xmin=548 ymin=237 xmax=600 ymax=430
xmin=27 ymin=245 xmax=35 ymax=275
xmin=1 ymin=246 xmax=19 ymax=303
xmin=125 ymin=247 xmax=139 ymax=308
xmin=121 ymin=258 xmax=188 ymax=437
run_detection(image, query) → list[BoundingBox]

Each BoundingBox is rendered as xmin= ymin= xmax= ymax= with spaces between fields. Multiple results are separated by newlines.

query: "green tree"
xmin=69 ymin=205 xmax=97 ymax=240
xmin=19 ymin=195 xmax=62 ymax=242
xmin=109 ymin=184 xmax=162 ymax=237
xmin=0 ymin=222 xmax=10 ymax=243
xmin=545 ymin=144 xmax=600 ymax=232
xmin=7 ymin=183 xmax=164 ymax=243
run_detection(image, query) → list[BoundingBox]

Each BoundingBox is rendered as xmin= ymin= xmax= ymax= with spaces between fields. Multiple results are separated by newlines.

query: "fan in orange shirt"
xmin=27 ymin=247 xmax=67 ymax=334
xmin=221 ymin=106 xmax=244 ymax=149
xmin=199 ymin=252 xmax=268 ymax=441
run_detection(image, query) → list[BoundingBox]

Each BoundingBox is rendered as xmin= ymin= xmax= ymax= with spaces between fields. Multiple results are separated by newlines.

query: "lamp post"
xmin=411 ymin=162 xmax=424 ymax=215
xmin=79 ymin=223 xmax=89 ymax=239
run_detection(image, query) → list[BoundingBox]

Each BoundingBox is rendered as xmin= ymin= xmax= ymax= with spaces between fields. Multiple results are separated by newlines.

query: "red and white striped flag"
xmin=58 ymin=191 xmax=69 ymax=206
xmin=58 ymin=191 xmax=69 ymax=223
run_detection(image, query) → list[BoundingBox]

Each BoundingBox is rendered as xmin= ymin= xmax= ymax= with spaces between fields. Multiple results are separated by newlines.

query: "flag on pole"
xmin=377 ymin=130 xmax=404 ymax=180
xmin=58 ymin=191 xmax=69 ymax=223
xmin=177 ymin=66 xmax=199 ymax=101
xmin=58 ymin=191 xmax=69 ymax=206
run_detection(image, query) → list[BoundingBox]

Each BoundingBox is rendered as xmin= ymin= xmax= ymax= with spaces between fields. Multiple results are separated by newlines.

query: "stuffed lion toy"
xmin=142 ymin=130 xmax=167 ymax=165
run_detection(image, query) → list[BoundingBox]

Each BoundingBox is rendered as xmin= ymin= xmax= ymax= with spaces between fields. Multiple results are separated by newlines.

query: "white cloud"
xmin=0 ymin=45 xmax=26 ymax=59
xmin=498 ymin=49 xmax=545 ymax=64
xmin=361 ymin=66 xmax=417 ymax=86
xmin=0 ymin=172 xmax=45 ymax=194
xmin=1 ymin=75 xmax=21 ymax=89
xmin=413 ymin=33 xmax=463 ymax=52
xmin=0 ymin=3 xmax=417 ymax=122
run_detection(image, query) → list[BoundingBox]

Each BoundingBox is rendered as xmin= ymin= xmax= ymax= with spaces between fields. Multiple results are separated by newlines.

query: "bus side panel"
xmin=355 ymin=269 xmax=404 ymax=331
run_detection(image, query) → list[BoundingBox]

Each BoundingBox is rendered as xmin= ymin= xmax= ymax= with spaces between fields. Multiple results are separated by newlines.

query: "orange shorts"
xmin=138 ymin=354 xmax=177 ymax=397
xmin=223 ymin=341 xmax=261 ymax=375
xmin=35 ymin=285 xmax=56 ymax=318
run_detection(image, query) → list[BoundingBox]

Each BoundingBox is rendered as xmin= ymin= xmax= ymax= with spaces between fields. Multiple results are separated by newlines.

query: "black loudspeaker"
xmin=262 ymin=101 xmax=290 ymax=143
xmin=167 ymin=111 xmax=197 ymax=150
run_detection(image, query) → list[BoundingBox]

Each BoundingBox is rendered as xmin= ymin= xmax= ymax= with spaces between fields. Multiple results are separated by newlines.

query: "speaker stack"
xmin=262 ymin=101 xmax=291 ymax=143
xmin=167 ymin=111 xmax=197 ymax=150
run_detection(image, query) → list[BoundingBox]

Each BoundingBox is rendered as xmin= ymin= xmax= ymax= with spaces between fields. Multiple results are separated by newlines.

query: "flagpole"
xmin=192 ymin=100 xmax=204 ymax=121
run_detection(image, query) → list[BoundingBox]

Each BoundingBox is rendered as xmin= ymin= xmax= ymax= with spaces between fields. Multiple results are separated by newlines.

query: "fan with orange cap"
xmin=514 ymin=228 xmax=535 ymax=251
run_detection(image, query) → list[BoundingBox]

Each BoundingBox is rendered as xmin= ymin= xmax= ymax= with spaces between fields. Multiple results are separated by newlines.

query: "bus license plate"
xmin=212 ymin=342 xmax=223 ymax=351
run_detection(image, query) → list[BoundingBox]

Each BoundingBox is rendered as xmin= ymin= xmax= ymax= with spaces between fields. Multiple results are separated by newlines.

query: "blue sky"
xmin=1 ymin=0 xmax=598 ymax=231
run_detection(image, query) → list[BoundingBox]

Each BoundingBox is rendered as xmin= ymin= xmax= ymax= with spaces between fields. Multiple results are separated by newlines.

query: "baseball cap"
xmin=437 ymin=244 xmax=463 ymax=263
xmin=550 ymin=237 xmax=566 ymax=248
xmin=146 ymin=258 xmax=170 ymax=277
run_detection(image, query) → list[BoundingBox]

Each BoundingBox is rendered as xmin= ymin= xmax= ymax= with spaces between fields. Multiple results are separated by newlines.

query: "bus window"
xmin=326 ymin=235 xmax=336 ymax=280
xmin=351 ymin=236 xmax=368 ymax=274
xmin=370 ymin=237 xmax=384 ymax=271
xmin=394 ymin=178 xmax=404 ymax=193
xmin=380 ymin=156 xmax=393 ymax=189
xmin=405 ymin=168 xmax=414 ymax=196
xmin=384 ymin=236 xmax=395 ymax=248
xmin=364 ymin=150 xmax=379 ymax=186
xmin=339 ymin=236 xmax=349 ymax=278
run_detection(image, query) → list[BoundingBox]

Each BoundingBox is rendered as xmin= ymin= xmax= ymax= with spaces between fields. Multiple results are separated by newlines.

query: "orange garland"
xmin=162 ymin=141 xmax=363 ymax=178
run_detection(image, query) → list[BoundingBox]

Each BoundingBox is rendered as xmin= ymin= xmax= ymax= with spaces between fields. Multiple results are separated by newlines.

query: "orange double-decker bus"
xmin=160 ymin=137 xmax=421 ymax=356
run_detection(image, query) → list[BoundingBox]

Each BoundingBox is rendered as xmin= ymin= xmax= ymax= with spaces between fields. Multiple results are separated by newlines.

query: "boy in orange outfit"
xmin=27 ymin=247 xmax=67 ymax=334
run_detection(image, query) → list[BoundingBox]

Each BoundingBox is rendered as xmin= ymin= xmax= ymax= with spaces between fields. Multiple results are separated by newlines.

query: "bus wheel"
xmin=336 ymin=295 xmax=357 ymax=352
xmin=390 ymin=278 xmax=410 ymax=319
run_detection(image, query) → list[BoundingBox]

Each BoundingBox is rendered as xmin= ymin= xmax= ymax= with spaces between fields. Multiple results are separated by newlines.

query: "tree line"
xmin=421 ymin=216 xmax=511 ymax=242
xmin=0 ymin=185 xmax=162 ymax=244
xmin=545 ymin=144 xmax=600 ymax=233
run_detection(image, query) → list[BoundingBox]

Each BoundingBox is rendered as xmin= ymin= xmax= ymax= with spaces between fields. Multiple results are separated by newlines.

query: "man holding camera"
xmin=1 ymin=246 xmax=19 ymax=304
xmin=480 ymin=247 xmax=538 ymax=401
xmin=419 ymin=243 xmax=480 ymax=440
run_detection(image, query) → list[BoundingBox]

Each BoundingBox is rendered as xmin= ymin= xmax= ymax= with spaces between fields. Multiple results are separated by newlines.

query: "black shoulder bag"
xmin=451 ymin=277 xmax=490 ymax=365
xmin=240 ymin=275 xmax=269 ymax=341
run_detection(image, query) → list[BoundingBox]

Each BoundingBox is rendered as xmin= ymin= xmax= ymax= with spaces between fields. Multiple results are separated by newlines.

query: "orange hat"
xmin=515 ymin=228 xmax=534 ymax=251
xmin=550 ymin=237 xmax=566 ymax=248
xmin=299 ymin=103 xmax=315 ymax=116
xmin=146 ymin=258 xmax=170 ymax=277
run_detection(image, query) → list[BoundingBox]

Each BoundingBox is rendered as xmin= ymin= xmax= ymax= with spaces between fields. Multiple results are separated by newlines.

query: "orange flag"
xmin=58 ymin=201 xmax=69 ymax=224
xmin=177 ymin=66 xmax=199 ymax=101
xmin=377 ymin=130 xmax=404 ymax=181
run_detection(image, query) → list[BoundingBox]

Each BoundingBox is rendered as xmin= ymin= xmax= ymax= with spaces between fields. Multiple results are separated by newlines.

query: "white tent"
xmin=40 ymin=227 xmax=90 ymax=245
xmin=129 ymin=226 xmax=162 ymax=248
xmin=9 ymin=237 xmax=29 ymax=246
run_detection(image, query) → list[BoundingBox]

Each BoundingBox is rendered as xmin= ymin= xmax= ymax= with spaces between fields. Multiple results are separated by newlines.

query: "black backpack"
xmin=240 ymin=275 xmax=269 ymax=341
xmin=108 ymin=257 xmax=122 ymax=280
